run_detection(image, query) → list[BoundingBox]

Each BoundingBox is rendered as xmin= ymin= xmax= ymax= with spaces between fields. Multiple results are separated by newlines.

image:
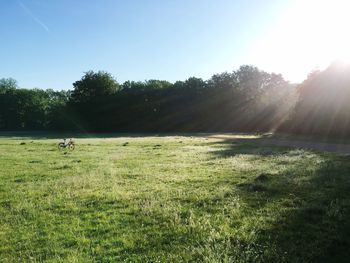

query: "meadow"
xmin=1 ymin=133 xmax=350 ymax=262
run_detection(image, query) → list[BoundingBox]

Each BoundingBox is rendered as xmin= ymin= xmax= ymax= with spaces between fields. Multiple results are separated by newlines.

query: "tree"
xmin=45 ymin=89 xmax=73 ymax=130
xmin=208 ymin=72 xmax=237 ymax=90
xmin=0 ymin=78 xmax=17 ymax=92
xmin=0 ymin=78 xmax=20 ymax=129
xmin=0 ymin=65 xmax=297 ymax=133
xmin=284 ymin=62 xmax=350 ymax=136
xmin=121 ymin=79 xmax=172 ymax=93
xmin=0 ymin=86 xmax=50 ymax=130
xmin=71 ymin=71 xmax=120 ymax=103
xmin=184 ymin=77 xmax=207 ymax=90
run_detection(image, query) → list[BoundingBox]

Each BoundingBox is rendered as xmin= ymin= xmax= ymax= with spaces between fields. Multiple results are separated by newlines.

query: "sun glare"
xmin=248 ymin=0 xmax=350 ymax=82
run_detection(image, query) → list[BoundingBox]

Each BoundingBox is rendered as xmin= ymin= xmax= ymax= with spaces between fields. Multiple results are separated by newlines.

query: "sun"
xmin=248 ymin=0 xmax=350 ymax=82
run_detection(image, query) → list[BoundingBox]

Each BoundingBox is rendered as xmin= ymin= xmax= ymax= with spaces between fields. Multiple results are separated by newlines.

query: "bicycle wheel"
xmin=69 ymin=144 xmax=75 ymax=150
xmin=58 ymin=143 xmax=65 ymax=150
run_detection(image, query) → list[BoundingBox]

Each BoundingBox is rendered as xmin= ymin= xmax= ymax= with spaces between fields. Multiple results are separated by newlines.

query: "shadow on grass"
xmin=208 ymin=137 xmax=350 ymax=262
xmin=212 ymin=139 xmax=286 ymax=157
xmin=207 ymin=133 xmax=350 ymax=155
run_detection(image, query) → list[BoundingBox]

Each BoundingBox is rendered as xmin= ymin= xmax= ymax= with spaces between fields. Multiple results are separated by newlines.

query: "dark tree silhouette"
xmin=280 ymin=62 xmax=350 ymax=136
xmin=0 ymin=65 xmax=299 ymax=133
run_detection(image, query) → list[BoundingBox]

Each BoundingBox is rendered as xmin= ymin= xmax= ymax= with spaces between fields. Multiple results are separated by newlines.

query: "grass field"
xmin=1 ymin=133 xmax=350 ymax=262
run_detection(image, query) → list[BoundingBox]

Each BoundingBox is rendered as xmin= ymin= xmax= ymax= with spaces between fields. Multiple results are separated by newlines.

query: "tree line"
xmin=1 ymin=63 xmax=349 ymax=136
xmin=280 ymin=62 xmax=350 ymax=136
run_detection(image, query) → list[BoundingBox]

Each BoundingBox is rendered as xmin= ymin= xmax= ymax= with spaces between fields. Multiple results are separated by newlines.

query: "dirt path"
xmin=259 ymin=139 xmax=350 ymax=155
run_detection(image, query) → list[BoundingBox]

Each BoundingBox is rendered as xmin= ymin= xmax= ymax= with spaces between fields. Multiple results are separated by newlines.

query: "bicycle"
xmin=58 ymin=138 xmax=75 ymax=151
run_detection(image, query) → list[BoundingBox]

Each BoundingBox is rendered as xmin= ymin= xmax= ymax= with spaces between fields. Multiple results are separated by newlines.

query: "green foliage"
xmin=0 ymin=88 xmax=70 ymax=130
xmin=45 ymin=89 xmax=73 ymax=130
xmin=0 ymin=88 xmax=48 ymax=129
xmin=0 ymin=65 xmax=296 ymax=132
xmin=122 ymin=79 xmax=172 ymax=92
xmin=208 ymin=72 xmax=238 ymax=90
xmin=4 ymin=62 xmax=350 ymax=136
xmin=71 ymin=71 xmax=120 ymax=103
xmin=0 ymin=78 xmax=17 ymax=91
xmin=1 ymin=134 xmax=350 ymax=261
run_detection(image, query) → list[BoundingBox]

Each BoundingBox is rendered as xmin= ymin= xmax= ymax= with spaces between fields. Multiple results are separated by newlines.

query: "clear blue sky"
xmin=1 ymin=0 xmax=294 ymax=90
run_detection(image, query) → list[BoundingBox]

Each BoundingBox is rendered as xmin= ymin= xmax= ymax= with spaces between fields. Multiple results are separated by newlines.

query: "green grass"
xmin=1 ymin=133 xmax=350 ymax=262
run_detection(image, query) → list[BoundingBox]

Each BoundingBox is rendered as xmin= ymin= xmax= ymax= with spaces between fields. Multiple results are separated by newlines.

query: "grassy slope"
xmin=1 ymin=134 xmax=350 ymax=262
